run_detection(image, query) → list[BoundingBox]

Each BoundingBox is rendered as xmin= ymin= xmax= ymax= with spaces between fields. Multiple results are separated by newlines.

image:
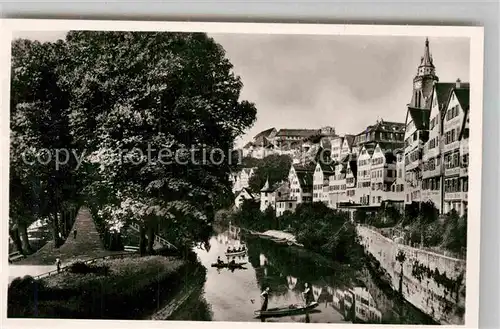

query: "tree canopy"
xmin=10 ymin=31 xmax=257 ymax=254
xmin=248 ymin=154 xmax=292 ymax=192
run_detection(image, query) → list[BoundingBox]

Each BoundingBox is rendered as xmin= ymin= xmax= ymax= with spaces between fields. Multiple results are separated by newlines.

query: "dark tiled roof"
xmin=435 ymin=83 xmax=455 ymax=111
xmin=454 ymin=88 xmax=470 ymax=111
xmin=276 ymin=129 xmax=320 ymax=138
xmin=254 ymin=127 xmax=276 ymax=140
xmin=384 ymin=151 xmax=397 ymax=164
xmin=241 ymin=188 xmax=256 ymax=199
xmin=344 ymin=135 xmax=355 ymax=148
xmin=243 ymin=141 xmax=254 ymax=149
xmin=296 ymin=172 xmax=313 ymax=188
xmin=348 ymin=160 xmax=358 ymax=177
xmin=408 ymin=107 xmax=431 ymax=130
xmin=435 ymin=82 xmax=470 ymax=113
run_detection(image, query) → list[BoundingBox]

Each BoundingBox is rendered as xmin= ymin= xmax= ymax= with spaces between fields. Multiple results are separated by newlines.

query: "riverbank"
xmin=242 ymin=228 xmax=304 ymax=246
xmin=7 ymin=255 xmax=204 ymax=319
xmin=357 ymin=225 xmax=466 ymax=325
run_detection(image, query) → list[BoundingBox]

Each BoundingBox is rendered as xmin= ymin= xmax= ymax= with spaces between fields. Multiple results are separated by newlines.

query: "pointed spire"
xmin=422 ymin=37 xmax=433 ymax=66
xmin=260 ymin=177 xmax=270 ymax=192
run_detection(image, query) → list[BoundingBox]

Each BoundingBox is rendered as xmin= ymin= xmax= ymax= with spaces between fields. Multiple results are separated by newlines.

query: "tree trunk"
xmin=139 ymin=225 xmax=147 ymax=256
xmin=18 ymin=222 xmax=33 ymax=254
xmin=146 ymin=223 xmax=155 ymax=255
xmin=398 ymin=267 xmax=404 ymax=295
xmin=9 ymin=228 xmax=24 ymax=256
xmin=52 ymin=211 xmax=62 ymax=248
xmin=61 ymin=211 xmax=69 ymax=237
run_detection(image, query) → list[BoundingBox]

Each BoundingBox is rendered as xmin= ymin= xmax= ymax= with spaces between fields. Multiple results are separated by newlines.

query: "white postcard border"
xmin=0 ymin=18 xmax=484 ymax=329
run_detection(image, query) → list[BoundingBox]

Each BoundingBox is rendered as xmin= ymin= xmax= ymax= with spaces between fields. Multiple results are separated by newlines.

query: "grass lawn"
xmin=8 ymin=255 xmax=200 ymax=319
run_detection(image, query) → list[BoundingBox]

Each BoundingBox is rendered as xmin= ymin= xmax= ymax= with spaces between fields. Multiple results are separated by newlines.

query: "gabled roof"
xmin=348 ymin=160 xmax=358 ymax=177
xmin=237 ymin=188 xmax=256 ymax=199
xmin=454 ymin=88 xmax=470 ymax=111
xmin=260 ymin=178 xmax=272 ymax=192
xmin=344 ymin=135 xmax=355 ymax=148
xmin=435 ymin=83 xmax=455 ymax=111
xmin=452 ymin=87 xmax=470 ymax=141
xmin=254 ymin=127 xmax=276 ymax=140
xmin=243 ymin=141 xmax=254 ymax=149
xmin=435 ymin=82 xmax=470 ymax=113
xmin=408 ymin=106 xmax=431 ymax=130
xmin=296 ymin=171 xmax=313 ymax=188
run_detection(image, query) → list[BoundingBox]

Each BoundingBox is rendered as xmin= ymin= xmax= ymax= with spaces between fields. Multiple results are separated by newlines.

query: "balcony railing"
xmin=444 ymin=192 xmax=467 ymax=201
xmin=444 ymin=167 xmax=460 ymax=177
xmin=443 ymin=141 xmax=459 ymax=153
xmin=423 ymin=147 xmax=440 ymax=160
xmin=422 ymin=167 xmax=442 ymax=179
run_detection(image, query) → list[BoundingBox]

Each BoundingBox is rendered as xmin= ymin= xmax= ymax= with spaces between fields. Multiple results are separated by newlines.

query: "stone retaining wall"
xmin=356 ymin=225 xmax=466 ymax=325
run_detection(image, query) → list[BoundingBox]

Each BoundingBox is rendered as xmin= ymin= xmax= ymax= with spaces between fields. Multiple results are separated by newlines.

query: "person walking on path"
xmin=73 ymin=229 xmax=77 ymax=239
xmin=56 ymin=258 xmax=62 ymax=273
xmin=260 ymin=287 xmax=270 ymax=311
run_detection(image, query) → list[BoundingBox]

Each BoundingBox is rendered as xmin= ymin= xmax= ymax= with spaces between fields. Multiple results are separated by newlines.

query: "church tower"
xmin=411 ymin=37 xmax=439 ymax=109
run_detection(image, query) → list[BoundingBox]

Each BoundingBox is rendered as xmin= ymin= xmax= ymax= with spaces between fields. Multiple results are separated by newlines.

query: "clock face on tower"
xmin=414 ymin=80 xmax=422 ymax=89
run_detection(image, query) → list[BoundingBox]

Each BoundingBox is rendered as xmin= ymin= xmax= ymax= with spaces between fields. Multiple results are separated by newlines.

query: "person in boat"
xmin=260 ymin=287 xmax=270 ymax=311
xmin=302 ymin=283 xmax=314 ymax=305
xmin=217 ymin=256 xmax=223 ymax=265
xmin=229 ymin=259 xmax=236 ymax=266
xmin=227 ymin=247 xmax=230 ymax=253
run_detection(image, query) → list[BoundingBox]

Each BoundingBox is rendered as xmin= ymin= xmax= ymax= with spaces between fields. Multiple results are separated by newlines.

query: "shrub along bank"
xmin=8 ymin=255 xmax=206 ymax=319
xmin=356 ymin=201 xmax=467 ymax=257
xmin=231 ymin=200 xmax=365 ymax=270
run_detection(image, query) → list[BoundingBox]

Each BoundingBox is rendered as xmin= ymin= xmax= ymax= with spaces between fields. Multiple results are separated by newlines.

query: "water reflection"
xmin=174 ymin=226 xmax=435 ymax=324
xmin=331 ymin=286 xmax=383 ymax=323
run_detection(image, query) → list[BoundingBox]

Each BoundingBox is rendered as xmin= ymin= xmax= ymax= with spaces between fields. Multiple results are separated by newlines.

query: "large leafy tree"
xmin=248 ymin=154 xmax=292 ymax=193
xmin=60 ymin=31 xmax=257 ymax=254
xmin=10 ymin=39 xmax=80 ymax=251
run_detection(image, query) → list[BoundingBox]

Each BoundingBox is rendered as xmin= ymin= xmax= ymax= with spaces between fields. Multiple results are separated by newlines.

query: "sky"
xmin=12 ymin=31 xmax=470 ymax=148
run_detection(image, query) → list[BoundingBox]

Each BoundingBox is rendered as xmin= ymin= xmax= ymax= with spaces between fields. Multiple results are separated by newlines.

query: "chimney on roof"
xmin=456 ymin=78 xmax=461 ymax=89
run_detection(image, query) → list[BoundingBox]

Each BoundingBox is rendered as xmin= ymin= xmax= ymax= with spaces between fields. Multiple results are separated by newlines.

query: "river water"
xmin=169 ymin=225 xmax=436 ymax=324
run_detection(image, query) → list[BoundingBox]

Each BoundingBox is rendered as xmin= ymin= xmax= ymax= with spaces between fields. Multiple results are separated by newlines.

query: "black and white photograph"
xmin=2 ymin=20 xmax=483 ymax=327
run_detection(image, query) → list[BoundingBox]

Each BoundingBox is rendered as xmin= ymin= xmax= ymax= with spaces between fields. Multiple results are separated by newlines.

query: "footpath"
xmin=14 ymin=207 xmax=123 ymax=266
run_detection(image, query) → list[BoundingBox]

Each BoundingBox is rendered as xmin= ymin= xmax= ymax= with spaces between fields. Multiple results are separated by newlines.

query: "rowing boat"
xmin=225 ymin=250 xmax=247 ymax=257
xmin=211 ymin=262 xmax=247 ymax=269
xmin=254 ymin=302 xmax=319 ymax=317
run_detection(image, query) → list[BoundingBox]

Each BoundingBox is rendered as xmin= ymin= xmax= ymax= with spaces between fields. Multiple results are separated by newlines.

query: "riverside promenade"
xmin=9 ymin=208 xmax=125 ymax=281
